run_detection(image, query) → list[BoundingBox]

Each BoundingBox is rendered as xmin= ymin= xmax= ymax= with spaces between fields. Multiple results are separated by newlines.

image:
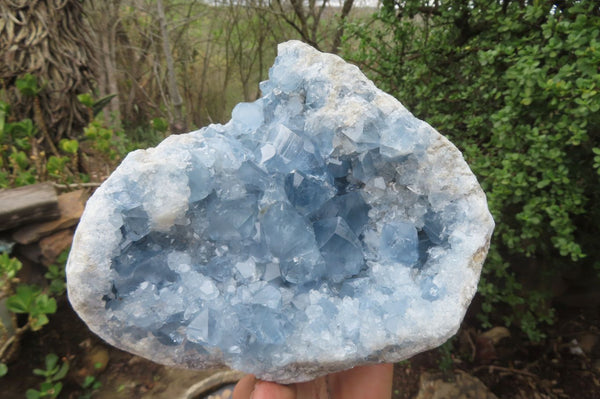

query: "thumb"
xmin=251 ymin=381 xmax=296 ymax=399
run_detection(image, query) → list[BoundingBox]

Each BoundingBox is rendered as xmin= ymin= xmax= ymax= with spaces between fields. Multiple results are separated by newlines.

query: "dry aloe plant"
xmin=0 ymin=0 xmax=97 ymax=151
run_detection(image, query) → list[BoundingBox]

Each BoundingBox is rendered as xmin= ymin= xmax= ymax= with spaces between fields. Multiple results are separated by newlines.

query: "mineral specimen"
xmin=66 ymin=40 xmax=494 ymax=383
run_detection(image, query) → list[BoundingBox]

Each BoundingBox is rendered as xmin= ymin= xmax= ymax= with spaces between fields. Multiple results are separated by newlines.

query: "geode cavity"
xmin=66 ymin=41 xmax=494 ymax=383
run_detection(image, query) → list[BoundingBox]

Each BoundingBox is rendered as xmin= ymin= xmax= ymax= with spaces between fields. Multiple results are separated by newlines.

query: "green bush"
xmin=0 ymin=251 xmax=68 ymax=373
xmin=345 ymin=0 xmax=600 ymax=339
xmin=0 ymin=77 xmax=130 ymax=188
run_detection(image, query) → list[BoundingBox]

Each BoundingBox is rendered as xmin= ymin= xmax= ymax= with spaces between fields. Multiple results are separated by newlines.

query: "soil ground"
xmin=391 ymin=304 xmax=600 ymax=399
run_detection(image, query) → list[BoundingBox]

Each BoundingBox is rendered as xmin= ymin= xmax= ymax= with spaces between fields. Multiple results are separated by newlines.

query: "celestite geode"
xmin=66 ymin=41 xmax=494 ymax=383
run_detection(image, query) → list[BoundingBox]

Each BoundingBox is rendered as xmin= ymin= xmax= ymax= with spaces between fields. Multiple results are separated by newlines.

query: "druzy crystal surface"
xmin=67 ymin=41 xmax=494 ymax=383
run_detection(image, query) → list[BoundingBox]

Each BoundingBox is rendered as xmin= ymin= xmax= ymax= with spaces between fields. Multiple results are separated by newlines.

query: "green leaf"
xmin=92 ymin=94 xmax=117 ymax=117
xmin=51 ymin=361 xmax=69 ymax=382
xmin=46 ymin=156 xmax=69 ymax=177
xmin=0 ymin=363 xmax=7 ymax=377
xmin=30 ymin=313 xmax=50 ymax=331
xmin=45 ymin=354 xmax=59 ymax=373
xmin=55 ymin=249 xmax=70 ymax=265
xmin=6 ymin=285 xmax=40 ymax=313
xmin=25 ymin=389 xmax=41 ymax=399
xmin=10 ymin=150 xmax=29 ymax=170
xmin=44 ymin=265 xmax=60 ymax=279
xmin=77 ymin=93 xmax=94 ymax=108
xmin=536 ymin=179 xmax=550 ymax=189
xmin=16 ymin=74 xmax=40 ymax=97
xmin=52 ymin=381 xmax=63 ymax=398
xmin=48 ymin=279 xmax=66 ymax=295
xmin=82 ymin=375 xmax=95 ymax=389
xmin=34 ymin=295 xmax=57 ymax=314
xmin=40 ymin=381 xmax=53 ymax=391
xmin=59 ymin=139 xmax=78 ymax=155
xmin=151 ymin=117 xmax=169 ymax=133
xmin=0 ymin=252 xmax=22 ymax=282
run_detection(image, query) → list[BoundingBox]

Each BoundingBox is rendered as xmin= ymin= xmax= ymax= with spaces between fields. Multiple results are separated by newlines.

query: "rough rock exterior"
xmin=66 ymin=41 xmax=494 ymax=383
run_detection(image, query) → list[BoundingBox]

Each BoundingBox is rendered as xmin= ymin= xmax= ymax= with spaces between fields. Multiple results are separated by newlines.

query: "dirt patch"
xmin=393 ymin=306 xmax=600 ymax=399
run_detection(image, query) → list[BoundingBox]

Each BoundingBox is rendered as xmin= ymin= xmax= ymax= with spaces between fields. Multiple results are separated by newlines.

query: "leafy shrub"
xmin=26 ymin=354 xmax=69 ymax=399
xmin=6 ymin=285 xmax=57 ymax=332
xmin=44 ymin=250 xmax=69 ymax=296
xmin=83 ymin=117 xmax=128 ymax=162
xmin=0 ymin=76 xmax=130 ymax=188
xmin=345 ymin=0 xmax=600 ymax=339
xmin=0 ymin=251 xmax=67 ymax=370
xmin=0 ymin=252 xmax=22 ymax=296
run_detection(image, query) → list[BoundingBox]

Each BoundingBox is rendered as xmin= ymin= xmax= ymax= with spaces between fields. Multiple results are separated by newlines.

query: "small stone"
xmin=66 ymin=41 xmax=494 ymax=383
xmin=577 ymin=333 xmax=598 ymax=355
xmin=74 ymin=345 xmax=110 ymax=383
xmin=594 ymin=359 xmax=600 ymax=374
xmin=12 ymin=190 xmax=87 ymax=245
xmin=0 ymin=182 xmax=59 ymax=231
xmin=568 ymin=339 xmax=585 ymax=356
xmin=415 ymin=371 xmax=498 ymax=399
xmin=480 ymin=326 xmax=511 ymax=345
xmin=39 ymin=228 xmax=74 ymax=266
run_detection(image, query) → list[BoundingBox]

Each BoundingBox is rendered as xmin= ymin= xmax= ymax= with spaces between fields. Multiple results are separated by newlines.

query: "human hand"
xmin=232 ymin=363 xmax=393 ymax=399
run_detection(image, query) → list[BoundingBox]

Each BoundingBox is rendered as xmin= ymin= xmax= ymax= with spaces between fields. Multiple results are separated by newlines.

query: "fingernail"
xmin=250 ymin=380 xmax=262 ymax=399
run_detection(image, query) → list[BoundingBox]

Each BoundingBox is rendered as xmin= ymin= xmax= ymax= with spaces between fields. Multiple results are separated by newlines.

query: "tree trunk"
xmin=85 ymin=1 xmax=122 ymax=125
xmin=156 ymin=0 xmax=186 ymax=134
xmin=0 ymin=0 xmax=96 ymax=147
xmin=106 ymin=3 xmax=121 ymax=124
xmin=330 ymin=0 xmax=355 ymax=54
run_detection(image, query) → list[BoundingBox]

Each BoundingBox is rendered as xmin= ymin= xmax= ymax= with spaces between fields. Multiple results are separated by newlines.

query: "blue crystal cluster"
xmin=104 ymin=113 xmax=433 ymax=366
xmin=67 ymin=41 xmax=494 ymax=382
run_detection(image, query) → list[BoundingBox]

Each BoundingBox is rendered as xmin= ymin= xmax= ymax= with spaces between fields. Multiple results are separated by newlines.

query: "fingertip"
xmin=233 ymin=374 xmax=257 ymax=399
xmin=252 ymin=380 xmax=296 ymax=399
